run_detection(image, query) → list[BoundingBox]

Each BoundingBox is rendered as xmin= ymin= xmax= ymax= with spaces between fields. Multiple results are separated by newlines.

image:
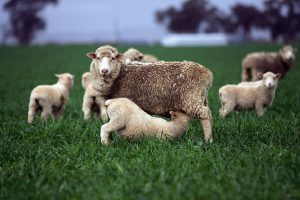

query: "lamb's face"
xmin=258 ymin=72 xmax=280 ymax=89
xmin=280 ymin=45 xmax=296 ymax=62
xmin=87 ymin=50 xmax=123 ymax=77
xmin=81 ymin=72 xmax=91 ymax=88
xmin=124 ymin=48 xmax=144 ymax=63
xmin=56 ymin=73 xmax=75 ymax=88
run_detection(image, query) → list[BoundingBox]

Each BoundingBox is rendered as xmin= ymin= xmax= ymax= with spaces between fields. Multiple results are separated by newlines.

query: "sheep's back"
xmin=109 ymin=61 xmax=213 ymax=116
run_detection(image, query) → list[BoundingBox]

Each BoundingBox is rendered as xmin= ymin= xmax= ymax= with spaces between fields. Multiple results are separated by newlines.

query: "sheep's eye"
xmin=111 ymin=57 xmax=115 ymax=61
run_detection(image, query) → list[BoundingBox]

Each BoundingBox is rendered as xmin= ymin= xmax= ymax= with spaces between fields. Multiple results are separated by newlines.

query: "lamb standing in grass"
xmin=101 ymin=98 xmax=190 ymax=144
xmin=242 ymin=45 xmax=296 ymax=81
xmin=87 ymin=45 xmax=214 ymax=143
xmin=82 ymin=72 xmax=101 ymax=119
xmin=219 ymin=72 xmax=280 ymax=117
xmin=28 ymin=73 xmax=74 ymax=123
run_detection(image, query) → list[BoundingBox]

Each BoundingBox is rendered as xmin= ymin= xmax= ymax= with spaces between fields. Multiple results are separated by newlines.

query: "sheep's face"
xmin=257 ymin=72 xmax=280 ymax=89
xmin=56 ymin=73 xmax=74 ymax=89
xmin=280 ymin=45 xmax=296 ymax=62
xmin=87 ymin=51 xmax=123 ymax=77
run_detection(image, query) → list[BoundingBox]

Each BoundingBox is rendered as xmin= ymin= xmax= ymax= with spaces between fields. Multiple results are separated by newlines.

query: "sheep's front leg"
xmin=255 ymin=103 xmax=265 ymax=116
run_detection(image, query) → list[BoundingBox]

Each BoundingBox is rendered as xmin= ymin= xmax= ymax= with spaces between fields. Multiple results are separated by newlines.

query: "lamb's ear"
xmin=87 ymin=52 xmax=97 ymax=59
xmin=257 ymin=73 xmax=263 ymax=79
xmin=55 ymin=74 xmax=61 ymax=78
xmin=276 ymin=73 xmax=281 ymax=79
xmin=116 ymin=53 xmax=124 ymax=61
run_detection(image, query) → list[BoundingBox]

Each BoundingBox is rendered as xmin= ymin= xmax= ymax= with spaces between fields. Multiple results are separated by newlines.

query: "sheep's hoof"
xmin=101 ymin=139 xmax=110 ymax=145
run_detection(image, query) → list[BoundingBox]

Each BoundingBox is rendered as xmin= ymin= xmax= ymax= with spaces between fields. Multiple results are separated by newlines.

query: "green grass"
xmin=0 ymin=44 xmax=300 ymax=200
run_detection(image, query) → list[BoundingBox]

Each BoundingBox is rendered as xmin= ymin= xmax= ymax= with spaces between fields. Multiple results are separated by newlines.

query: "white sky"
xmin=0 ymin=0 xmax=263 ymax=44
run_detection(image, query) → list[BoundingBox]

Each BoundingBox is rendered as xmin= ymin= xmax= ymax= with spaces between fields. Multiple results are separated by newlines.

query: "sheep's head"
xmin=81 ymin=72 xmax=91 ymax=89
xmin=279 ymin=45 xmax=297 ymax=64
xmin=55 ymin=73 xmax=74 ymax=89
xmin=257 ymin=72 xmax=280 ymax=89
xmin=124 ymin=48 xmax=144 ymax=64
xmin=87 ymin=45 xmax=124 ymax=77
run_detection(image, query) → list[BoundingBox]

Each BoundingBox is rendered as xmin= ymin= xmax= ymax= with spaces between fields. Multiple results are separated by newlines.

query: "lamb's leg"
xmin=200 ymin=116 xmax=213 ymax=143
xmin=41 ymin=105 xmax=52 ymax=123
xmin=219 ymin=102 xmax=235 ymax=118
xmin=97 ymin=96 xmax=108 ymax=122
xmin=83 ymin=97 xmax=93 ymax=120
xmin=28 ymin=98 xmax=38 ymax=124
xmin=100 ymin=120 xmax=125 ymax=145
xmin=255 ymin=103 xmax=265 ymax=116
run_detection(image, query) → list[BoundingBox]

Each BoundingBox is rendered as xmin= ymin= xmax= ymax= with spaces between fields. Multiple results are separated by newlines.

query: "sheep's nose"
xmin=268 ymin=83 xmax=272 ymax=87
xmin=101 ymin=69 xmax=108 ymax=74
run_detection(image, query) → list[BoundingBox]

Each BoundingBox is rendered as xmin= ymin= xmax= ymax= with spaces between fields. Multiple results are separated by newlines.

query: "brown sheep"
xmin=87 ymin=45 xmax=214 ymax=143
xmin=242 ymin=45 xmax=296 ymax=81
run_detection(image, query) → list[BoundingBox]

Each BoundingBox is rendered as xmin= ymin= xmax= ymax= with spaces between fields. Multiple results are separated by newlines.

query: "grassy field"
xmin=0 ymin=44 xmax=299 ymax=200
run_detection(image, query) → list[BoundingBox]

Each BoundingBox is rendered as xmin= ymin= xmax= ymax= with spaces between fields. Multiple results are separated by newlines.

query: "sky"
xmin=0 ymin=0 xmax=263 ymax=44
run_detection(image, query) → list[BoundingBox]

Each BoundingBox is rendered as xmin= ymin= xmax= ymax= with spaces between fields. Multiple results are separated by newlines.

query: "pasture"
xmin=0 ymin=44 xmax=299 ymax=199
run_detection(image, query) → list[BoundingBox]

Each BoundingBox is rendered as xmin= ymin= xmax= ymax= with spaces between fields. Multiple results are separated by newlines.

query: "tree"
xmin=230 ymin=4 xmax=264 ymax=40
xmin=4 ymin=0 xmax=57 ymax=45
xmin=156 ymin=0 xmax=221 ymax=33
xmin=264 ymin=0 xmax=300 ymax=42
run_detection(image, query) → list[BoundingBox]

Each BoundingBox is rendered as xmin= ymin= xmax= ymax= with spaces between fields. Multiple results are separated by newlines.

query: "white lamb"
xmin=82 ymin=72 xmax=101 ymax=119
xmin=219 ymin=72 xmax=280 ymax=117
xmin=27 ymin=73 xmax=74 ymax=123
xmin=100 ymin=98 xmax=191 ymax=145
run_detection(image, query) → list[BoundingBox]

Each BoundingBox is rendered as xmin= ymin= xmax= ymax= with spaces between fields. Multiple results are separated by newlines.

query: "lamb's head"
xmin=257 ymin=72 xmax=281 ymax=89
xmin=279 ymin=45 xmax=297 ymax=64
xmin=81 ymin=72 xmax=91 ymax=89
xmin=124 ymin=48 xmax=144 ymax=64
xmin=87 ymin=45 xmax=124 ymax=77
xmin=55 ymin=73 xmax=74 ymax=89
xmin=170 ymin=111 xmax=190 ymax=123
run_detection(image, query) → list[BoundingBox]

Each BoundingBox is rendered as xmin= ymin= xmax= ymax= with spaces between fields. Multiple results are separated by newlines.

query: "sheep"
xmin=87 ymin=45 xmax=214 ymax=143
xmin=219 ymin=72 xmax=280 ymax=117
xmin=82 ymin=72 xmax=101 ymax=120
xmin=124 ymin=48 xmax=159 ymax=63
xmin=27 ymin=73 xmax=74 ymax=123
xmin=123 ymin=48 xmax=144 ymax=64
xmin=100 ymin=98 xmax=191 ymax=144
xmin=242 ymin=45 xmax=296 ymax=81
xmin=142 ymin=54 xmax=159 ymax=63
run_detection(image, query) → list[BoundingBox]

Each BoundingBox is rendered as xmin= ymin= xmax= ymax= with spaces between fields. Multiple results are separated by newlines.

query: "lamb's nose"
xmin=268 ymin=83 xmax=272 ymax=87
xmin=101 ymin=69 xmax=108 ymax=74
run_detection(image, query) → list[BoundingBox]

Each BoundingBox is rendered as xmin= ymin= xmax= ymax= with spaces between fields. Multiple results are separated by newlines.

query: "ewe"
xmin=242 ymin=45 xmax=296 ymax=81
xmin=87 ymin=45 xmax=214 ymax=143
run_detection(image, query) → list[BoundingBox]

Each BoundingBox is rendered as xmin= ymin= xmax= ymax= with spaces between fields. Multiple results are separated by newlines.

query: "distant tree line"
xmin=2 ymin=0 xmax=57 ymax=45
xmin=156 ymin=0 xmax=300 ymax=42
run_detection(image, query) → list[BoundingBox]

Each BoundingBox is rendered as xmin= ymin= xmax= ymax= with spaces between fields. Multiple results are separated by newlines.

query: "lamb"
xmin=123 ymin=48 xmax=144 ymax=64
xmin=100 ymin=98 xmax=191 ymax=144
xmin=142 ymin=54 xmax=158 ymax=63
xmin=124 ymin=48 xmax=158 ymax=63
xmin=82 ymin=72 xmax=101 ymax=119
xmin=27 ymin=73 xmax=74 ymax=123
xmin=87 ymin=45 xmax=214 ymax=143
xmin=242 ymin=45 xmax=296 ymax=81
xmin=219 ymin=72 xmax=280 ymax=117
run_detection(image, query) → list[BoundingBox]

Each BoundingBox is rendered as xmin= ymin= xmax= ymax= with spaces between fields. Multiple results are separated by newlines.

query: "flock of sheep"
xmin=27 ymin=45 xmax=296 ymax=144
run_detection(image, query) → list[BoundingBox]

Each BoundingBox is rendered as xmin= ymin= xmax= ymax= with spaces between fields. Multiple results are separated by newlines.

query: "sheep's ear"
xmin=257 ymin=73 xmax=263 ymax=79
xmin=276 ymin=73 xmax=281 ymax=79
xmin=55 ymin=74 xmax=61 ymax=78
xmin=170 ymin=111 xmax=177 ymax=118
xmin=87 ymin=52 xmax=97 ymax=59
xmin=116 ymin=53 xmax=124 ymax=61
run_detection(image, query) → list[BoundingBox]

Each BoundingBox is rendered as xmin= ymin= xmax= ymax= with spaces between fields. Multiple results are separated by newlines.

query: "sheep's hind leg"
xmin=28 ymin=99 xmax=38 ymax=124
xmin=41 ymin=105 xmax=52 ymax=123
xmin=219 ymin=102 xmax=235 ymax=118
xmin=199 ymin=106 xmax=213 ymax=143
